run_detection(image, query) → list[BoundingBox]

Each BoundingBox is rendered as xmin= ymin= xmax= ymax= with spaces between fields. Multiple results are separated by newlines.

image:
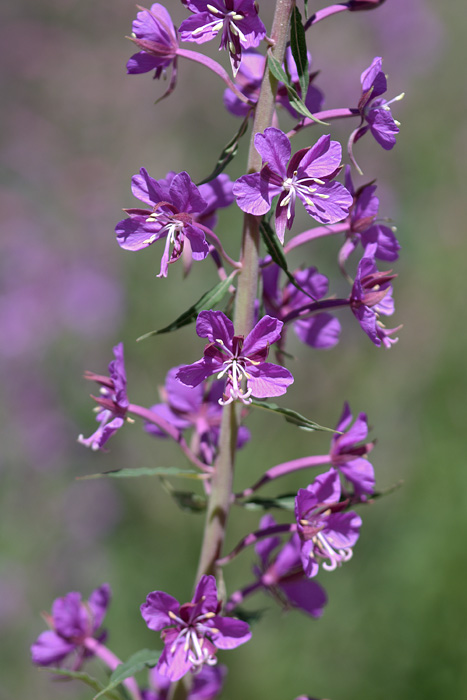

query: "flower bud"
xmin=347 ymin=0 xmax=386 ymax=11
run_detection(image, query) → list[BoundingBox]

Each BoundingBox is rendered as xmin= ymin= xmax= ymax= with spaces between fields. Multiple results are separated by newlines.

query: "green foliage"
xmin=197 ymin=114 xmax=251 ymax=186
xmin=250 ymin=398 xmax=337 ymax=432
xmin=94 ymin=649 xmax=160 ymax=700
xmin=39 ymin=668 xmax=122 ymax=700
xmin=267 ymin=53 xmax=327 ymax=124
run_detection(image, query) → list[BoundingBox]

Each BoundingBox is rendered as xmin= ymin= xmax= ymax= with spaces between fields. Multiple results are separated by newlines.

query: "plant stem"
xmin=193 ymin=0 xmax=295 ymax=587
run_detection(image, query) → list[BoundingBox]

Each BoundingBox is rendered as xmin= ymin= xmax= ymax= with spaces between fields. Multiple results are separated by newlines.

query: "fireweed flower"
xmin=78 ymin=343 xmax=129 ymax=451
xmin=233 ymin=128 xmax=353 ymax=243
xmin=351 ymin=56 xmax=403 ymax=154
xmin=145 ymin=366 xmax=250 ymax=464
xmin=223 ymin=47 xmax=324 ymax=119
xmin=350 ymin=244 xmax=400 ymax=348
xmin=179 ymin=0 xmax=266 ymax=76
xmin=31 ymin=585 xmax=111 ymax=668
xmin=253 ymin=514 xmax=327 ymax=617
xmin=340 ymin=166 xmax=400 ymax=265
xmin=262 ymin=264 xmax=341 ymax=350
xmin=176 ymin=310 xmax=294 ymax=405
xmin=142 ymin=664 xmax=227 ymax=700
xmin=330 ymin=403 xmax=375 ymax=496
xmin=116 ymin=169 xmax=210 ymax=278
xmin=141 ymin=575 xmax=251 ymax=682
xmin=127 ymin=4 xmax=178 ymax=78
xmin=295 ymin=469 xmax=362 ymax=578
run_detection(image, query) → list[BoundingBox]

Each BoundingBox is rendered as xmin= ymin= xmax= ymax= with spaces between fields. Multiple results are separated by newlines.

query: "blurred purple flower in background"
xmin=143 ymin=664 xmax=227 ymax=700
xmin=127 ymin=3 xmax=179 ymax=77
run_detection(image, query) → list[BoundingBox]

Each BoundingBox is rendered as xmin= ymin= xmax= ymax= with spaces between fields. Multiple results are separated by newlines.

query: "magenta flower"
xmin=116 ymin=169 xmax=210 ymax=277
xmin=330 ymin=403 xmax=375 ymax=496
xmin=254 ymin=515 xmax=327 ymax=617
xmin=262 ymin=264 xmax=341 ymax=350
xmin=295 ymin=469 xmax=362 ymax=577
xmin=31 ymin=585 xmax=111 ymax=669
xmin=143 ymin=664 xmax=226 ymax=700
xmin=224 ymin=47 xmax=324 ymax=119
xmin=176 ymin=310 xmax=294 ymax=405
xmin=141 ymin=575 xmax=251 ymax=682
xmin=145 ymin=366 xmax=250 ymax=464
xmin=233 ymin=128 xmax=353 ymax=243
xmin=340 ymin=166 xmax=400 ymax=264
xmin=353 ymin=57 xmax=402 ymax=152
xmin=127 ymin=4 xmax=178 ymax=78
xmin=179 ymin=0 xmax=266 ymax=76
xmin=78 ymin=343 xmax=129 ymax=451
xmin=350 ymin=244 xmax=400 ymax=347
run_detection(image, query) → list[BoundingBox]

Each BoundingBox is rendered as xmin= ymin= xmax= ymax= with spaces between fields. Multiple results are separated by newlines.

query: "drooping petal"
xmin=366 ymin=104 xmax=399 ymax=149
xmin=294 ymin=314 xmax=341 ymax=350
xmin=280 ymin=578 xmax=327 ymax=618
xmin=339 ymin=457 xmax=375 ymax=496
xmin=127 ymin=51 xmax=162 ymax=75
xmin=115 ymin=216 xmax=163 ymax=252
xmin=185 ymin=225 xmax=210 ymax=261
xmin=30 ymin=630 xmax=76 ymax=667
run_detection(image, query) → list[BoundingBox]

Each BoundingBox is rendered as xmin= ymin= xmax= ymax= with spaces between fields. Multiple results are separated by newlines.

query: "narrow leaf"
xmin=40 ymin=668 xmax=121 ymax=700
xmin=260 ymin=220 xmax=316 ymax=301
xmin=78 ymin=467 xmax=206 ymax=481
xmin=290 ymin=6 xmax=309 ymax=101
xmin=160 ymin=478 xmax=207 ymax=513
xmin=250 ymin=398 xmax=336 ymax=433
xmin=94 ymin=649 xmax=160 ymax=700
xmin=197 ymin=114 xmax=250 ymax=186
xmin=137 ymin=271 xmax=237 ymax=340
xmin=303 ymin=0 xmax=309 ymax=20
xmin=240 ymin=493 xmax=297 ymax=511
xmin=267 ymin=54 xmax=327 ymax=125
xmin=231 ymin=607 xmax=267 ymax=625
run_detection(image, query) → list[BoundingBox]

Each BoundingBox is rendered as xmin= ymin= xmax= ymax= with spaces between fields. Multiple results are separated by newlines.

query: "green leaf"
xmin=78 ymin=467 xmax=205 ymax=481
xmin=40 ymin=668 xmax=122 ymax=700
xmin=290 ymin=6 xmax=309 ymax=102
xmin=160 ymin=478 xmax=207 ymax=513
xmin=137 ymin=271 xmax=237 ymax=340
xmin=239 ymin=493 xmax=297 ymax=512
xmin=230 ymin=607 xmax=268 ymax=625
xmin=197 ymin=114 xmax=250 ymax=186
xmin=94 ymin=649 xmax=160 ymax=700
xmin=267 ymin=53 xmax=327 ymax=125
xmin=259 ymin=220 xmax=316 ymax=301
xmin=303 ymin=0 xmax=309 ymax=20
xmin=250 ymin=398 xmax=337 ymax=433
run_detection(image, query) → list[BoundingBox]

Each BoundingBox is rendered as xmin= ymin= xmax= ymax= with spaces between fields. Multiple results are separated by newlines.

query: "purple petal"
xmin=296 ymin=135 xmax=342 ymax=179
xmin=88 ymin=584 xmax=111 ymax=631
xmin=52 ymin=592 xmax=88 ymax=638
xmin=156 ymin=642 xmax=192 ymax=682
xmin=336 ymin=412 xmax=369 ymax=449
xmin=169 ymin=172 xmax=207 ymax=215
xmin=271 ymin=535 xmax=301 ymax=578
xmin=334 ymin=402 xmax=353 ymax=434
xmin=247 ymin=362 xmax=293 ymax=399
xmin=165 ymin=366 xmax=204 ymax=414
xmin=116 ymin=216 xmax=163 ymax=252
xmin=294 ymin=314 xmax=341 ymax=349
xmin=190 ymin=664 xmax=227 ymax=700
xmin=192 ymin=575 xmax=219 ymax=613
xmin=360 ymin=57 xmax=387 ymax=99
xmin=339 ymin=457 xmax=375 ymax=496
xmin=210 ymin=616 xmax=251 ymax=649
xmin=31 ymin=630 xmax=76 ymax=666
xmin=296 ymin=469 xmax=341 ymax=517
xmin=131 ymin=168 xmax=169 ymax=206
xmin=324 ymin=511 xmax=362 ymax=548
xmin=300 ymin=181 xmax=353 ymax=226
xmin=299 ymin=539 xmax=319 ymax=578
xmin=196 ymin=310 xmax=234 ymax=347
xmin=141 ymin=591 xmax=180 ymax=631
xmin=242 ymin=315 xmax=283 ymax=357
xmin=254 ymin=128 xmax=290 ymax=178
xmin=185 ymin=226 xmax=209 ymax=261
xmin=280 ymin=578 xmax=327 ymax=618
xmin=144 ymin=403 xmax=192 ymax=435
xmin=176 ymin=358 xmax=219 ymax=388
xmin=127 ymin=52 xmax=162 ymax=75
xmin=179 ymin=13 xmax=220 ymax=44
xmin=233 ymin=173 xmax=273 ymax=216
xmin=366 ymin=105 xmax=399 ymax=150
xmin=255 ymin=514 xmax=280 ymax=567
xmin=361 ymin=224 xmax=400 ymax=261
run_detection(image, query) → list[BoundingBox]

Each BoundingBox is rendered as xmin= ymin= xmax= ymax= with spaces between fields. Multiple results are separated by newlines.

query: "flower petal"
xmin=210 ymin=616 xmax=251 ymax=649
xmin=141 ymin=591 xmax=180 ymax=631
xmin=247 ymin=362 xmax=294 ymax=399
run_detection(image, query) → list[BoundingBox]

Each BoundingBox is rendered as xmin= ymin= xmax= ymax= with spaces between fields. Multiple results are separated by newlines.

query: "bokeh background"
xmin=1 ymin=0 xmax=466 ymax=698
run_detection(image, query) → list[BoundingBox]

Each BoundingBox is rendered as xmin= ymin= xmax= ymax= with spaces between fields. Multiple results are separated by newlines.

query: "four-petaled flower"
xmin=127 ymin=4 xmax=179 ymax=79
xmin=295 ymin=469 xmax=362 ymax=578
xmin=350 ymin=244 xmax=400 ymax=348
xmin=233 ymin=128 xmax=353 ymax=243
xmin=145 ymin=365 xmax=250 ymax=464
xmin=339 ymin=166 xmax=400 ymax=265
xmin=176 ymin=310 xmax=294 ymax=405
xmin=262 ymin=264 xmax=341 ymax=350
xmin=116 ymin=169 xmax=210 ymax=277
xmin=179 ymin=0 xmax=266 ymax=76
xmin=330 ymin=403 xmax=375 ymax=496
xmin=31 ymin=585 xmax=111 ymax=669
xmin=141 ymin=575 xmax=251 ymax=681
xmin=78 ymin=343 xmax=129 ymax=451
xmin=254 ymin=514 xmax=328 ymax=617
xmin=353 ymin=56 xmax=402 ymax=151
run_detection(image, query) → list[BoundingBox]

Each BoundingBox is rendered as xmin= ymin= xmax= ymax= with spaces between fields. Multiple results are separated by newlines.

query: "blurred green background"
xmin=1 ymin=1 xmax=466 ymax=699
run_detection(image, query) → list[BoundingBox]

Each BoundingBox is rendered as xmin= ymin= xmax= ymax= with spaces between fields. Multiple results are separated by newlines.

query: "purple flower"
xmin=116 ymin=169 xmax=210 ymax=277
xmin=233 ymin=128 xmax=353 ymax=243
xmin=254 ymin=515 xmax=327 ymax=617
xmin=143 ymin=664 xmax=226 ymax=700
xmin=340 ymin=166 xmax=400 ymax=263
xmin=31 ymin=585 xmax=111 ymax=669
xmin=295 ymin=469 xmax=362 ymax=577
xmin=145 ymin=366 xmax=250 ymax=464
xmin=262 ymin=264 xmax=341 ymax=350
xmin=141 ymin=575 xmax=251 ymax=682
xmin=176 ymin=310 xmax=294 ymax=405
xmin=350 ymin=244 xmax=400 ymax=348
xmin=179 ymin=0 xmax=266 ymax=76
xmin=223 ymin=48 xmax=324 ymax=119
xmin=330 ymin=403 xmax=375 ymax=496
xmin=127 ymin=4 xmax=178 ymax=78
xmin=78 ymin=343 xmax=129 ymax=451
xmin=354 ymin=57 xmax=402 ymax=151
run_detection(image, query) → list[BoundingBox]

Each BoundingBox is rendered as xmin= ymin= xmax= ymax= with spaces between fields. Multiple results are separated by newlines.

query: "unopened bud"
xmin=347 ymin=0 xmax=386 ymax=11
